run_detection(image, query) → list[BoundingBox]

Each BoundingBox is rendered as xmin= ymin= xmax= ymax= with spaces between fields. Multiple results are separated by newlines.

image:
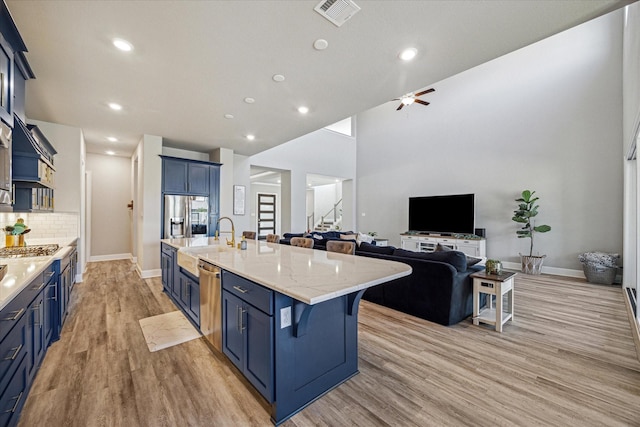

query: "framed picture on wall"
xmin=234 ymin=185 xmax=245 ymax=215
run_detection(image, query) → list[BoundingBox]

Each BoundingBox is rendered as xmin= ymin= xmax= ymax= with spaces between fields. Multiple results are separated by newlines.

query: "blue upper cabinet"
xmin=0 ymin=34 xmax=13 ymax=127
xmin=162 ymin=157 xmax=189 ymax=193
xmin=160 ymin=155 xmax=221 ymax=197
xmin=0 ymin=1 xmax=31 ymax=128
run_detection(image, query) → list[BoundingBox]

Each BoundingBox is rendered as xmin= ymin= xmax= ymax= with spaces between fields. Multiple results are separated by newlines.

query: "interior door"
xmin=257 ymin=193 xmax=276 ymax=240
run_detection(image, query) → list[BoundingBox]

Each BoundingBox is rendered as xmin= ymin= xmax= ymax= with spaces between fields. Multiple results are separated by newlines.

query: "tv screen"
xmin=408 ymin=194 xmax=475 ymax=235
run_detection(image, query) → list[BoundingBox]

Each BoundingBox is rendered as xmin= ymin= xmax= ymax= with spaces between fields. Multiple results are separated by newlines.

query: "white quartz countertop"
xmin=162 ymin=238 xmax=412 ymax=305
xmin=0 ymin=237 xmax=79 ymax=311
xmin=0 ymin=258 xmax=52 ymax=310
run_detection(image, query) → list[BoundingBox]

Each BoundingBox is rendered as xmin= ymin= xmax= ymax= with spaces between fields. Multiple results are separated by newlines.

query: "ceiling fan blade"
xmin=414 ymin=88 xmax=435 ymax=97
xmin=396 ymin=103 xmax=404 ymax=111
xmin=415 ymin=99 xmax=430 ymax=106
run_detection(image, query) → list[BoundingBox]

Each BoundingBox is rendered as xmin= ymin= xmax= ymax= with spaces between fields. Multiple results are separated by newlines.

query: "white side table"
xmin=471 ymin=271 xmax=516 ymax=332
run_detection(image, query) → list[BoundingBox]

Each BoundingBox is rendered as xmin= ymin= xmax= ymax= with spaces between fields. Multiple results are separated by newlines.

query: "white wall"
xmin=28 ymin=119 xmax=86 ymax=281
xmin=622 ymin=2 xmax=640 ymax=320
xmin=132 ymin=134 xmax=162 ymax=277
xmin=250 ymin=128 xmax=356 ymax=232
xmin=86 ymin=153 xmax=132 ymax=259
xmin=356 ymin=11 xmax=624 ymax=272
xmin=163 ymin=146 xmax=209 ymax=162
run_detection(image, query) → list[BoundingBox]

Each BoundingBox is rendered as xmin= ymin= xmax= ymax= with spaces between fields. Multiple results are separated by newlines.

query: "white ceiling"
xmin=6 ymin=0 xmax=632 ymax=157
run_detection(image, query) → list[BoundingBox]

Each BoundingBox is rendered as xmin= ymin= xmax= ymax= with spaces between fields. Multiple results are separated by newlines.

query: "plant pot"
xmin=520 ymin=254 xmax=546 ymax=275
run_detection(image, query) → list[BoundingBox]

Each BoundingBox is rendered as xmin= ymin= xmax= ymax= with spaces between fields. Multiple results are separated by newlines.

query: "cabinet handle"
xmin=5 ymin=392 xmax=23 ymax=414
xmin=4 ymin=344 xmax=22 ymax=361
xmin=33 ymin=303 xmax=42 ymax=326
xmin=232 ymin=285 xmax=248 ymax=294
xmin=47 ymin=283 xmax=58 ymax=301
xmin=0 ymin=72 xmax=4 ymax=107
xmin=32 ymin=281 xmax=47 ymax=292
xmin=3 ymin=308 xmax=24 ymax=321
xmin=236 ymin=306 xmax=247 ymax=334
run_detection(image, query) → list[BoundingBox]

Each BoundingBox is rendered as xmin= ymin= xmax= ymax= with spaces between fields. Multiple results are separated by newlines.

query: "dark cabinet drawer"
xmin=0 ymin=313 xmax=26 ymax=396
xmin=222 ymin=271 xmax=273 ymax=315
xmin=0 ymin=271 xmax=44 ymax=343
xmin=0 ymin=353 xmax=28 ymax=427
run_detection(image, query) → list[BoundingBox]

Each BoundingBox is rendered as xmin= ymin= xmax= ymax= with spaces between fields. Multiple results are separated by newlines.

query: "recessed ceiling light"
xmin=399 ymin=47 xmax=418 ymax=61
xmin=112 ymin=38 xmax=134 ymax=52
xmin=108 ymin=102 xmax=122 ymax=111
xmin=246 ymin=134 xmax=255 ymax=141
xmin=272 ymin=74 xmax=285 ymax=82
xmin=105 ymin=150 xmax=115 ymax=156
xmin=224 ymin=114 xmax=234 ymax=119
xmin=106 ymin=136 xmax=118 ymax=142
xmin=298 ymin=106 xmax=309 ymax=114
xmin=277 ymin=179 xmax=281 ymax=184
xmin=244 ymin=97 xmax=255 ymax=104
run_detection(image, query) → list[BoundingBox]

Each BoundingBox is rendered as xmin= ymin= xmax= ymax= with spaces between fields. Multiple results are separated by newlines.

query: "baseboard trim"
xmin=502 ymin=261 xmax=585 ymax=278
xmin=139 ymin=268 xmax=161 ymax=279
xmin=623 ymin=288 xmax=640 ymax=363
xmin=89 ymin=253 xmax=132 ymax=262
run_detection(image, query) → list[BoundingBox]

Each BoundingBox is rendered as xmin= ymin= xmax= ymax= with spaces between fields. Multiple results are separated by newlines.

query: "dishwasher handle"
xmin=198 ymin=261 xmax=221 ymax=278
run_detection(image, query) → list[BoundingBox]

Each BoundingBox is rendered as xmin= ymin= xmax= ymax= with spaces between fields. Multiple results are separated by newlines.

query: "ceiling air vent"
xmin=314 ymin=0 xmax=361 ymax=27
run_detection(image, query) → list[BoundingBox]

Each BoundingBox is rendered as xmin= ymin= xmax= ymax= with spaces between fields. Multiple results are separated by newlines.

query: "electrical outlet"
xmin=280 ymin=306 xmax=291 ymax=329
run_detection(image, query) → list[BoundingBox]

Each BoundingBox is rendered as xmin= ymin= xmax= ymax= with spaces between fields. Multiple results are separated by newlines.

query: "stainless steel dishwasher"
xmin=198 ymin=260 xmax=222 ymax=351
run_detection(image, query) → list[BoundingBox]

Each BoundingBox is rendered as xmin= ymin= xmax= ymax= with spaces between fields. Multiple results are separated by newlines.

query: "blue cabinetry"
xmin=52 ymin=250 xmax=73 ymax=342
xmin=222 ymin=271 xmax=274 ymax=402
xmin=161 ymin=243 xmax=174 ymax=294
xmin=0 ymin=261 xmax=61 ymax=427
xmin=0 ymin=34 xmax=13 ymax=127
xmin=161 ymin=243 xmax=200 ymax=328
xmin=178 ymin=270 xmax=200 ymax=326
xmin=161 ymin=157 xmax=210 ymax=196
xmin=160 ymin=156 xmax=221 ymax=237
xmin=0 ymin=0 xmax=29 ymax=129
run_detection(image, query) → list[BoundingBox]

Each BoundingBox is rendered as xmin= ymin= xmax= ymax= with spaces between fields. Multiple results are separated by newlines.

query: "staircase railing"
xmin=307 ymin=213 xmax=314 ymax=232
xmin=318 ymin=199 xmax=342 ymax=230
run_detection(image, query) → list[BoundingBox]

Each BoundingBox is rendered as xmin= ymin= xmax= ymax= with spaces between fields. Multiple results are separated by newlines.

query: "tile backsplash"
xmin=0 ymin=212 xmax=79 ymax=239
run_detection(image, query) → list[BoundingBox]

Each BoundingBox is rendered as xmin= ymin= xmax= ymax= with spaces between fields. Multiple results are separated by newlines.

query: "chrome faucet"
xmin=216 ymin=216 xmax=235 ymax=247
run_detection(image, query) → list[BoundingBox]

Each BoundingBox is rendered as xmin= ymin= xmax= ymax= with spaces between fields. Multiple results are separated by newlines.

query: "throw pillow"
xmin=340 ymin=234 xmax=358 ymax=241
xmin=467 ymin=256 xmax=482 ymax=266
xmin=356 ymin=232 xmax=374 ymax=246
xmin=435 ymin=243 xmax=453 ymax=252
xmin=358 ymin=241 xmax=395 ymax=255
xmin=392 ymin=248 xmax=468 ymax=272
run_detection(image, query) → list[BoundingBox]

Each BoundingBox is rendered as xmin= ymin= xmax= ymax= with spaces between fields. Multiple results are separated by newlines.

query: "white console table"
xmin=400 ymin=234 xmax=486 ymax=257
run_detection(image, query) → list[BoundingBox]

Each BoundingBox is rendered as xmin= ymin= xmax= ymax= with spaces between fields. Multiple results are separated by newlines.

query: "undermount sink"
xmin=177 ymin=245 xmax=230 ymax=277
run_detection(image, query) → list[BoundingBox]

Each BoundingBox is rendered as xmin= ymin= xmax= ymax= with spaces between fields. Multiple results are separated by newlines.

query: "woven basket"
xmin=582 ymin=263 xmax=616 ymax=285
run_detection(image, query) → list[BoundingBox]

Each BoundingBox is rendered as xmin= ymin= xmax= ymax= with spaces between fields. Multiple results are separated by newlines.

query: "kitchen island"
xmin=162 ymin=237 xmax=411 ymax=425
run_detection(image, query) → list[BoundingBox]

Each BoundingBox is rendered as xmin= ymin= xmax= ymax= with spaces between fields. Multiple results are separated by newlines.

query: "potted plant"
xmin=512 ymin=190 xmax=551 ymax=275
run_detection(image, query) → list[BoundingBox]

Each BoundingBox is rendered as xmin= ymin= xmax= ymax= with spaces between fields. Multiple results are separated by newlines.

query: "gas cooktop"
xmin=0 ymin=244 xmax=60 ymax=258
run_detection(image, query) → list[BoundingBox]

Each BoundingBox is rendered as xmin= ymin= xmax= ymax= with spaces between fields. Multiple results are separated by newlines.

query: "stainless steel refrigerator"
xmin=164 ymin=195 xmax=209 ymax=238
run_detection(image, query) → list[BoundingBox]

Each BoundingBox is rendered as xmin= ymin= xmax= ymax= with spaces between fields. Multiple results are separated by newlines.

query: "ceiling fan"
xmin=394 ymin=88 xmax=435 ymax=111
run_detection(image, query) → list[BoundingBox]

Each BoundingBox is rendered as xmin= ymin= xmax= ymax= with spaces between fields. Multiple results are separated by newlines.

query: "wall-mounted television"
xmin=408 ymin=194 xmax=475 ymax=235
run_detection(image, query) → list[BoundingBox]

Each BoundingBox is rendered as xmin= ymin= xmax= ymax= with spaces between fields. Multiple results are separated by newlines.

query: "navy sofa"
xmin=356 ymin=244 xmax=484 ymax=326
xmin=280 ymin=234 xmax=483 ymax=326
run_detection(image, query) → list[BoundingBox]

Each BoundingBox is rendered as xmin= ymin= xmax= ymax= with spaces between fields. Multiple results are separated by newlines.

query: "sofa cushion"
xmin=435 ymin=243 xmax=482 ymax=267
xmin=358 ymin=241 xmax=395 ymax=255
xmin=340 ymin=233 xmax=358 ymax=241
xmin=393 ymin=248 xmax=468 ymax=272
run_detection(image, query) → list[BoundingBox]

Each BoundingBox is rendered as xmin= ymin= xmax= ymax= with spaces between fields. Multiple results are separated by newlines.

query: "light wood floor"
xmin=18 ymin=260 xmax=640 ymax=426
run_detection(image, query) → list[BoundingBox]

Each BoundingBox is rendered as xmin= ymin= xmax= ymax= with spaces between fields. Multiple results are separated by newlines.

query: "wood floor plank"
xmin=17 ymin=261 xmax=640 ymax=426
